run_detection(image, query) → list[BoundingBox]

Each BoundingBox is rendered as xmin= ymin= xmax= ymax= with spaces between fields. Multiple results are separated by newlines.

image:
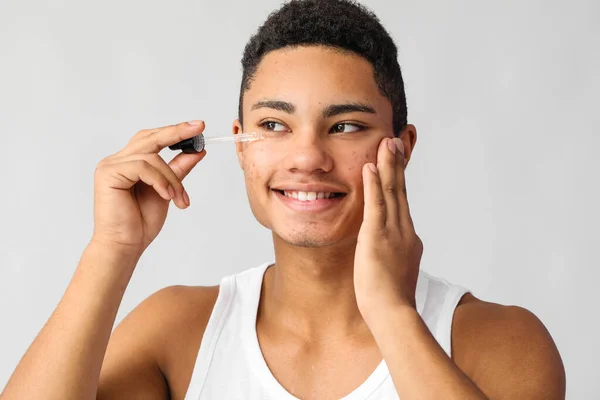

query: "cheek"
xmin=243 ymin=162 xmax=261 ymax=191
xmin=342 ymin=149 xmax=376 ymax=174
xmin=242 ymin=148 xmax=270 ymax=190
xmin=363 ymin=146 xmax=378 ymax=163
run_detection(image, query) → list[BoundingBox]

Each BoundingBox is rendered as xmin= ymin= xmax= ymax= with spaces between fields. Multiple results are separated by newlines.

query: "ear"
xmin=398 ymin=124 xmax=417 ymax=166
xmin=232 ymin=119 xmax=244 ymax=170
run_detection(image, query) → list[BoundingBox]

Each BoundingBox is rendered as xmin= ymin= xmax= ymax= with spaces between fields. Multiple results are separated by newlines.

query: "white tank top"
xmin=184 ymin=262 xmax=469 ymax=400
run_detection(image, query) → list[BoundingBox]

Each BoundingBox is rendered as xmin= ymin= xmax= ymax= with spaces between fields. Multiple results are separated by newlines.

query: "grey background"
xmin=0 ymin=0 xmax=598 ymax=397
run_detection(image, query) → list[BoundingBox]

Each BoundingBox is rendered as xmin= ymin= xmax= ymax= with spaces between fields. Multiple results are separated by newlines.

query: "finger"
xmin=362 ymin=162 xmax=386 ymax=229
xmin=101 ymin=160 xmax=174 ymax=203
xmin=168 ymin=149 xmax=207 ymax=181
xmin=394 ymin=138 xmax=415 ymax=232
xmin=104 ymin=153 xmax=195 ymax=209
xmin=127 ymin=124 xmax=174 ymax=145
xmin=376 ymin=137 xmax=399 ymax=228
xmin=123 ymin=120 xmax=205 ymax=155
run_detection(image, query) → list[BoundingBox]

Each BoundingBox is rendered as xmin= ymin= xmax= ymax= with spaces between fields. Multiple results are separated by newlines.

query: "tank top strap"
xmin=434 ymin=283 xmax=470 ymax=357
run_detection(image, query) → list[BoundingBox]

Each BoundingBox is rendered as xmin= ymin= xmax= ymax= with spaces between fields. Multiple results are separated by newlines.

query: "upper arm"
xmin=96 ymin=287 xmax=173 ymax=400
xmin=452 ymin=297 xmax=566 ymax=400
xmin=97 ymin=285 xmax=218 ymax=400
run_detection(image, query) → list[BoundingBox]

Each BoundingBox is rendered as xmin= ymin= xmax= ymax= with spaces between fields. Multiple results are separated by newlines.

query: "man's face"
xmin=234 ymin=45 xmax=397 ymax=248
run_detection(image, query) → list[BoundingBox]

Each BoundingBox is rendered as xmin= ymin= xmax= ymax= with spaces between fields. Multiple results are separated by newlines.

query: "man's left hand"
xmin=354 ymin=136 xmax=423 ymax=326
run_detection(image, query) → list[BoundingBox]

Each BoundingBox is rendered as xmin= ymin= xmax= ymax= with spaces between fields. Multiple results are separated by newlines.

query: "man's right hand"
xmin=0 ymin=120 xmax=209 ymax=400
xmin=91 ymin=120 xmax=207 ymax=255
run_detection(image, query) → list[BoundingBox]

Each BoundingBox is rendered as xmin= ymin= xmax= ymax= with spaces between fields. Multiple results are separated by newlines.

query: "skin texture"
xmin=1 ymin=46 xmax=565 ymax=400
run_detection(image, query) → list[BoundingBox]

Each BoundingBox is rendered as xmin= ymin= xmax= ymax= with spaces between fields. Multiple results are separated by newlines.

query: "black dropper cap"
xmin=168 ymin=134 xmax=205 ymax=153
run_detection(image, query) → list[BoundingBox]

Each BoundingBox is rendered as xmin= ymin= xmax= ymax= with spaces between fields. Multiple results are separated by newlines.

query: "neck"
xmin=259 ymin=232 xmax=371 ymax=341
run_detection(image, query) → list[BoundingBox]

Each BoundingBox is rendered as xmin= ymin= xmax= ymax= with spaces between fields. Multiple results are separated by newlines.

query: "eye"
xmin=259 ymin=120 xmax=288 ymax=132
xmin=331 ymin=123 xmax=365 ymax=134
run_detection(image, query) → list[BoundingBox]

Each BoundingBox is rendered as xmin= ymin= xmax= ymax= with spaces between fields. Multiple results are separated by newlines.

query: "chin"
xmin=273 ymin=225 xmax=354 ymax=248
xmin=248 ymin=194 xmax=363 ymax=248
xmin=279 ymin=234 xmax=337 ymax=248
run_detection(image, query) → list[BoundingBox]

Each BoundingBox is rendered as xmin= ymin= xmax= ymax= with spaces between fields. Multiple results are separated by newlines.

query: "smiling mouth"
xmin=272 ymin=189 xmax=346 ymax=201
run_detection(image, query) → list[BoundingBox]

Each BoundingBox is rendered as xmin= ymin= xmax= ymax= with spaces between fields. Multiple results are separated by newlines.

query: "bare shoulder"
xmin=451 ymin=293 xmax=566 ymax=400
xmin=98 ymin=284 xmax=220 ymax=400
xmin=144 ymin=284 xmax=221 ymax=398
xmin=141 ymin=284 xmax=220 ymax=330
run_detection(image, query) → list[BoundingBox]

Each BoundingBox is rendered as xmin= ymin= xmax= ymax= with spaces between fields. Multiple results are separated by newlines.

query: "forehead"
xmin=243 ymin=46 xmax=390 ymax=112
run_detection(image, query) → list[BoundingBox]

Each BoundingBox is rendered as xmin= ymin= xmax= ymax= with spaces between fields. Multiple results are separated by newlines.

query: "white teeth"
xmin=283 ymin=191 xmax=335 ymax=201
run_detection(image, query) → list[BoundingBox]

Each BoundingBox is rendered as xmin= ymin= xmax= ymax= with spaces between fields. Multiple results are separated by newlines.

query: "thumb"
xmin=168 ymin=150 xmax=207 ymax=180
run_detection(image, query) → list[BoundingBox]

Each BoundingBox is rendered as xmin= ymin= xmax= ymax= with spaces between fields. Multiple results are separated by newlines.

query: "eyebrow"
xmin=250 ymin=100 xmax=377 ymax=118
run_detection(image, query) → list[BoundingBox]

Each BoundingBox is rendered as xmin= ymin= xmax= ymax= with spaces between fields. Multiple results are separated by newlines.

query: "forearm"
xmin=1 ymin=241 xmax=140 ymax=400
xmin=370 ymin=305 xmax=487 ymax=400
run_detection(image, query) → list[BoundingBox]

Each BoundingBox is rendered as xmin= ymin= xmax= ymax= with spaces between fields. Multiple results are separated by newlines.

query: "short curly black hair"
xmin=238 ymin=0 xmax=407 ymax=136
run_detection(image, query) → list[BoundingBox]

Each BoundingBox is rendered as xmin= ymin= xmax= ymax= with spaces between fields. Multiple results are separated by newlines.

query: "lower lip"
xmin=272 ymin=190 xmax=346 ymax=213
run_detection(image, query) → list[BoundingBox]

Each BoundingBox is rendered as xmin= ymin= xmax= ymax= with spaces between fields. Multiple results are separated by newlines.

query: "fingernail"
xmin=368 ymin=163 xmax=377 ymax=174
xmin=395 ymin=138 xmax=405 ymax=156
xmin=168 ymin=185 xmax=175 ymax=199
xmin=387 ymin=138 xmax=396 ymax=154
xmin=183 ymin=190 xmax=190 ymax=206
xmin=187 ymin=120 xmax=203 ymax=126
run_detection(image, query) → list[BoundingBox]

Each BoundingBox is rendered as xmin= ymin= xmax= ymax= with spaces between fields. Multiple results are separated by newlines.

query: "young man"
xmin=1 ymin=0 xmax=565 ymax=399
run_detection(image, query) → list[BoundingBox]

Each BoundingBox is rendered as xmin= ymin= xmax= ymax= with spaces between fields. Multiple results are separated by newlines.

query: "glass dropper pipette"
xmin=169 ymin=132 xmax=264 ymax=153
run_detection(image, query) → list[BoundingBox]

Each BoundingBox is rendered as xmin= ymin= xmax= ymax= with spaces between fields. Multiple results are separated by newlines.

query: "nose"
xmin=281 ymin=131 xmax=333 ymax=173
